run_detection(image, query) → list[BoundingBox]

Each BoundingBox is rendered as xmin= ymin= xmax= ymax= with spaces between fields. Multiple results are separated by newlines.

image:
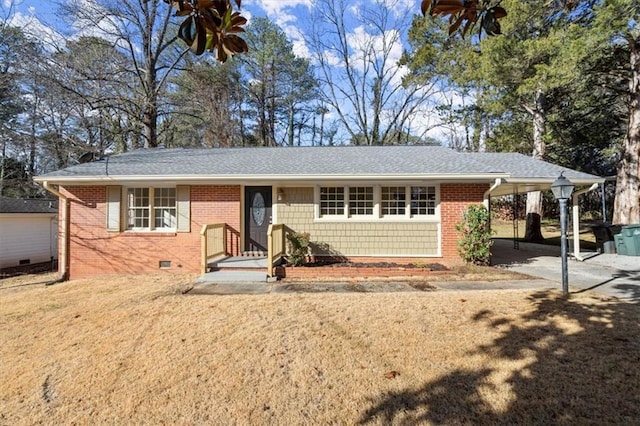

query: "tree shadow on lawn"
xmin=359 ymin=290 xmax=640 ymax=424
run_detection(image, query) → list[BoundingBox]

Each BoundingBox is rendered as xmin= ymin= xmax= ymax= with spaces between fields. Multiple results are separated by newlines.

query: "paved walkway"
xmin=189 ymin=239 xmax=639 ymax=302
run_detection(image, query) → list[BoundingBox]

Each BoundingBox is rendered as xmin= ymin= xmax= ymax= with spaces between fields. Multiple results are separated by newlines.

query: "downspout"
xmin=572 ymin=183 xmax=599 ymax=261
xmin=42 ymin=181 xmax=69 ymax=283
xmin=483 ymin=178 xmax=503 ymax=209
xmin=484 ymin=178 xmax=503 ymax=234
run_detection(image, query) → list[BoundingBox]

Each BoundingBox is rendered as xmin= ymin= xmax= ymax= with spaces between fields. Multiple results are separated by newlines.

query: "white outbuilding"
xmin=0 ymin=197 xmax=58 ymax=271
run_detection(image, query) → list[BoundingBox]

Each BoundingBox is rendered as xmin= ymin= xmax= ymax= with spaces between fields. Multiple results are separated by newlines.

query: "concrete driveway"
xmin=491 ymin=238 xmax=640 ymax=302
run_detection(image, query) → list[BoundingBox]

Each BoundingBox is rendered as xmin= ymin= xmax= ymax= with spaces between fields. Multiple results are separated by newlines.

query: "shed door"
xmin=245 ymin=186 xmax=272 ymax=253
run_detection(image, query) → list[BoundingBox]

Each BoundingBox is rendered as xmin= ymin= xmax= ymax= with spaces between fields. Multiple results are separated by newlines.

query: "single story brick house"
xmin=34 ymin=145 xmax=603 ymax=280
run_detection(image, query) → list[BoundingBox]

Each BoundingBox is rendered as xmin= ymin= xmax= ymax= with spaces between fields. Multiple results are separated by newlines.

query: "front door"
xmin=245 ymin=186 xmax=272 ymax=253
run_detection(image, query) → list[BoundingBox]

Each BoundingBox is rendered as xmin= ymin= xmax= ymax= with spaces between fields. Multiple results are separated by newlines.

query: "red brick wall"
xmin=440 ymin=183 xmax=489 ymax=260
xmin=60 ymin=185 xmax=240 ymax=279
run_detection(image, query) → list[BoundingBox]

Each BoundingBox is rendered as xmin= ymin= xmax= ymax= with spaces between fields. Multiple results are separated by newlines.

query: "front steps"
xmin=198 ymin=256 xmax=272 ymax=284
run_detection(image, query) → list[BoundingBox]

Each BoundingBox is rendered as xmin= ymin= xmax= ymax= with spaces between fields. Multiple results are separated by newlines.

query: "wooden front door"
xmin=245 ymin=186 xmax=272 ymax=252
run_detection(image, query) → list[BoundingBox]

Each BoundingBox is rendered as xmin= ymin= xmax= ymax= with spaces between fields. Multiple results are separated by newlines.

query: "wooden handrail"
xmin=267 ymin=223 xmax=285 ymax=277
xmin=200 ymin=223 xmax=226 ymax=275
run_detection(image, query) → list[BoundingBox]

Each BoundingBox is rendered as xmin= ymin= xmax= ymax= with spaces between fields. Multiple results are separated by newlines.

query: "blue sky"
xmin=7 ymin=0 xmax=416 ymax=56
xmin=3 ymin=0 xmax=458 ymax=143
xmin=7 ymin=0 xmax=335 ymax=52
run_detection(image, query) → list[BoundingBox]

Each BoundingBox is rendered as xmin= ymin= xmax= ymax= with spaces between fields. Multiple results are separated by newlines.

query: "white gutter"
xmin=572 ymin=183 xmax=599 ymax=261
xmin=33 ymin=173 xmax=510 ymax=185
xmin=42 ymin=181 xmax=69 ymax=282
xmin=483 ymin=178 xmax=503 ymax=209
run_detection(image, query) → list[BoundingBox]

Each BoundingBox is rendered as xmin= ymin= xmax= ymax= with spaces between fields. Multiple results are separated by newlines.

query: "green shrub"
xmin=286 ymin=232 xmax=310 ymax=266
xmin=455 ymin=205 xmax=493 ymax=265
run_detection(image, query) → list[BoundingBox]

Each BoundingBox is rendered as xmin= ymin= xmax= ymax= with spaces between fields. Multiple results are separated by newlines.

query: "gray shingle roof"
xmin=462 ymin=152 xmax=600 ymax=180
xmin=0 ymin=197 xmax=58 ymax=214
xmin=34 ymin=145 xmax=602 ymax=182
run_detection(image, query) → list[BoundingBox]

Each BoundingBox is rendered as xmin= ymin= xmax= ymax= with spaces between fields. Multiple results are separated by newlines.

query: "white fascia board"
xmin=489 ymin=177 xmax=605 ymax=197
xmin=34 ymin=173 xmax=510 ymax=186
xmin=505 ymin=177 xmax=605 ymax=184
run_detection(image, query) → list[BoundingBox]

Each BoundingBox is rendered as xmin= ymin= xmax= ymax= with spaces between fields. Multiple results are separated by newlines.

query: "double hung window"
xmin=319 ymin=187 xmax=345 ymax=216
xmin=381 ymin=186 xmax=406 ymax=216
xmin=349 ymin=187 xmax=373 ymax=216
xmin=410 ymin=186 xmax=436 ymax=216
xmin=127 ymin=187 xmax=177 ymax=230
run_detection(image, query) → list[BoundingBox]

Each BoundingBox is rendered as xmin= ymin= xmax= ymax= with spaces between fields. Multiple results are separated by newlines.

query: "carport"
xmin=475 ymin=153 xmax=605 ymax=260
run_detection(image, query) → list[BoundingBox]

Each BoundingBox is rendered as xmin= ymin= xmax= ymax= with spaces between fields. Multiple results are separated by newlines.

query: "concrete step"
xmin=197 ymin=270 xmax=269 ymax=283
xmin=241 ymin=251 xmax=267 ymax=257
xmin=208 ymin=256 xmax=268 ymax=270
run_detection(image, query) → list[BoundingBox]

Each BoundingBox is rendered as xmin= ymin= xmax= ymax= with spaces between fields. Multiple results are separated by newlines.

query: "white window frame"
xmin=318 ymin=186 xmax=347 ymax=218
xmin=381 ymin=186 xmax=407 ymax=217
xmin=348 ymin=186 xmax=374 ymax=217
xmin=410 ymin=186 xmax=437 ymax=217
xmin=126 ymin=187 xmax=177 ymax=232
xmin=314 ymin=184 xmax=440 ymax=222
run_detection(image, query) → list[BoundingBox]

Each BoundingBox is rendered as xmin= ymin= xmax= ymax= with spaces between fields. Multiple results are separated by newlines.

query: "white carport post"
xmin=572 ymin=183 xmax=600 ymax=261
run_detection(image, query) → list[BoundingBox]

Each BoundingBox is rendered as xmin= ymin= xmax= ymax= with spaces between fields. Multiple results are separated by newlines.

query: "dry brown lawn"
xmin=492 ymin=219 xmax=597 ymax=246
xmin=1 ymin=273 xmax=638 ymax=424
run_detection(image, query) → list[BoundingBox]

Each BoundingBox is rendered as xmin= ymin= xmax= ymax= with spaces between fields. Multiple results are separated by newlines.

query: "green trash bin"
xmin=614 ymin=233 xmax=628 ymax=256
xmin=620 ymin=224 xmax=640 ymax=256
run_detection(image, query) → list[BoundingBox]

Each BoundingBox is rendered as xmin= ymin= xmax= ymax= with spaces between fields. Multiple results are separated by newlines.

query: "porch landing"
xmin=208 ymin=256 xmax=268 ymax=269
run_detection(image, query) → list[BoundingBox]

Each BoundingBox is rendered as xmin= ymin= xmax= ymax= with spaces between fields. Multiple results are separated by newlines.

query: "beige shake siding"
xmin=276 ymin=187 xmax=439 ymax=257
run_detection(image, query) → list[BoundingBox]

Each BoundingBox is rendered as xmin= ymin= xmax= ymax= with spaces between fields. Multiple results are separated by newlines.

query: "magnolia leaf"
xmin=432 ymin=0 xmax=465 ymax=16
xmin=421 ymin=0 xmax=432 ymax=16
xmin=490 ymin=6 xmax=507 ymax=19
xmin=178 ymin=16 xmax=206 ymax=55
xmin=170 ymin=0 xmax=248 ymax=59
xmin=223 ymin=34 xmax=248 ymax=53
xmin=481 ymin=10 xmax=502 ymax=36
xmin=461 ymin=15 xmax=477 ymax=38
xmin=197 ymin=0 xmax=215 ymax=9
xmin=201 ymin=9 xmax=222 ymax=32
xmin=205 ymin=31 xmax=217 ymax=52
xmin=449 ymin=13 xmax=466 ymax=35
xmin=421 ymin=0 xmax=506 ymax=39
xmin=221 ymin=3 xmax=234 ymax=29
xmin=178 ymin=16 xmax=196 ymax=46
xmin=230 ymin=12 xmax=247 ymax=27
xmin=216 ymin=41 xmax=228 ymax=62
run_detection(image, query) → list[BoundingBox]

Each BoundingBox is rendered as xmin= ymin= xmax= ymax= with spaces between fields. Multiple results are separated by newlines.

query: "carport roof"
xmin=34 ymin=145 xmax=603 ymax=189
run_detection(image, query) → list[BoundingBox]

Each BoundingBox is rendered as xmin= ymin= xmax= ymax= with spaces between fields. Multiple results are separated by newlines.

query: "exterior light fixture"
xmin=551 ymin=172 xmax=575 ymax=295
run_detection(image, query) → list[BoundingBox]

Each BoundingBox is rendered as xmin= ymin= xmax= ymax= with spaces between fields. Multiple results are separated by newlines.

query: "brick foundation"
xmin=277 ymin=265 xmax=455 ymax=281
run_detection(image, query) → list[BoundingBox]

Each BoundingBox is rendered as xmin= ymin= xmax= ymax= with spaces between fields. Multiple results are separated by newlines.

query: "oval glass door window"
xmin=252 ymin=192 xmax=266 ymax=225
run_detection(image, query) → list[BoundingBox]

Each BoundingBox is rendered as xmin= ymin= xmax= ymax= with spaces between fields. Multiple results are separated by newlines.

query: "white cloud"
xmin=380 ymin=0 xmax=416 ymax=18
xmin=345 ymin=25 xmax=404 ymax=70
xmin=68 ymin=0 xmax=118 ymax=40
xmin=8 ymin=12 xmax=67 ymax=51
xmin=252 ymin=0 xmax=313 ymax=58
xmin=320 ymin=49 xmax=342 ymax=68
xmin=254 ymin=0 xmax=314 ymax=20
